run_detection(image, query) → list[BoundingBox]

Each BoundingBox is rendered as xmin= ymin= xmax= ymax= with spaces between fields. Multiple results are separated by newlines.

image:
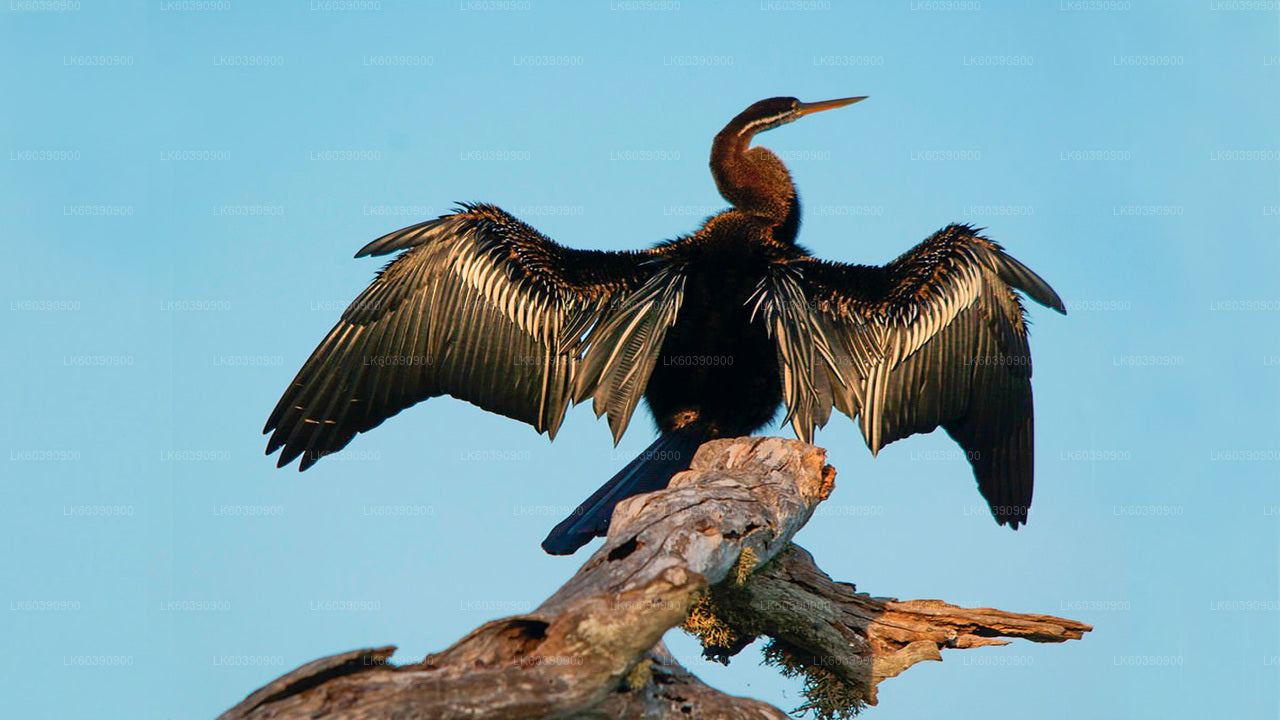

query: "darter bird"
xmin=264 ymin=96 xmax=1066 ymax=555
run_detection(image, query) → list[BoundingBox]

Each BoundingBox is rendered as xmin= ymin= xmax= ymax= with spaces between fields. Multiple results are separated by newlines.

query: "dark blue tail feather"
xmin=541 ymin=426 xmax=709 ymax=555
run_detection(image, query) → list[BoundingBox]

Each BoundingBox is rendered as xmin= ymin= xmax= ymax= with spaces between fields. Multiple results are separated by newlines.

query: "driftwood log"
xmin=219 ymin=438 xmax=1090 ymax=720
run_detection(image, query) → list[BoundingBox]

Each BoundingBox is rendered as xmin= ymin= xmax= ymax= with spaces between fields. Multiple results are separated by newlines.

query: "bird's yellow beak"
xmin=796 ymin=96 xmax=867 ymax=116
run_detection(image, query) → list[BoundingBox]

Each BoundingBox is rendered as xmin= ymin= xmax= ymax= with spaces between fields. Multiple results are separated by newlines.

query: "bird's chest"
xmin=660 ymin=245 xmax=781 ymax=362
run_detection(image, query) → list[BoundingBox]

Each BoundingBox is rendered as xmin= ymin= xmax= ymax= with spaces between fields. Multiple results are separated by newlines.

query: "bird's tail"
xmin=541 ymin=425 xmax=710 ymax=555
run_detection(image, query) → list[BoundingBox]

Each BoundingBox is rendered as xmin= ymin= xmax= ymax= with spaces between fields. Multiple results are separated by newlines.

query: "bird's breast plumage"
xmin=639 ymin=209 xmax=789 ymax=437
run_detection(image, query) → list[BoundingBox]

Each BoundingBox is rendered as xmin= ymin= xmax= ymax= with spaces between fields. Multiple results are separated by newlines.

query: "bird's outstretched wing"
xmin=264 ymin=203 xmax=684 ymax=470
xmin=753 ymin=224 xmax=1065 ymax=526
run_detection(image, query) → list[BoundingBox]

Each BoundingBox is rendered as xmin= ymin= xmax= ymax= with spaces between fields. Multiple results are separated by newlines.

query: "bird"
xmin=263 ymin=95 xmax=1066 ymax=555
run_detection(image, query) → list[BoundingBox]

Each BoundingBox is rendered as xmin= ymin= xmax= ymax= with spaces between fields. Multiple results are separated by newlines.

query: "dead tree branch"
xmin=219 ymin=438 xmax=1090 ymax=720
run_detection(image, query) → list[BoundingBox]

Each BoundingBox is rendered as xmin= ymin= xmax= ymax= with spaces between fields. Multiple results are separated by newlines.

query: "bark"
xmin=219 ymin=438 xmax=1090 ymax=720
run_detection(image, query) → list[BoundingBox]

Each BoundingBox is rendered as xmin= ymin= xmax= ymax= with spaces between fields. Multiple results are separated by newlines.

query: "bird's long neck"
xmin=710 ymin=124 xmax=797 ymax=230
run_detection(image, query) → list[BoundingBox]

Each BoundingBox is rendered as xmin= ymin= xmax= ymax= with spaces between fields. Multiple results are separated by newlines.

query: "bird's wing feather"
xmin=573 ymin=262 xmax=686 ymax=443
xmin=754 ymin=224 xmax=1065 ymax=526
xmin=264 ymin=203 xmax=680 ymax=470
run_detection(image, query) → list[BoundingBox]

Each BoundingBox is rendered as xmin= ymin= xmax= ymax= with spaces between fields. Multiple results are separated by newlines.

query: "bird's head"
xmin=726 ymin=95 xmax=867 ymax=139
xmin=711 ymin=95 xmax=867 ymax=224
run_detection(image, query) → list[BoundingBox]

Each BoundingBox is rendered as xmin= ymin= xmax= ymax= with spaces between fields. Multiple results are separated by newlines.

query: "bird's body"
xmin=645 ymin=214 xmax=787 ymax=438
xmin=265 ymin=96 xmax=1065 ymax=554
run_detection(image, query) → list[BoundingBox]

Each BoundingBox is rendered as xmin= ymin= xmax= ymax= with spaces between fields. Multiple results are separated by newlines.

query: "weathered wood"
xmin=219 ymin=646 xmax=396 ymax=719
xmin=219 ymin=438 xmax=1089 ymax=720
xmin=685 ymin=543 xmax=1092 ymax=715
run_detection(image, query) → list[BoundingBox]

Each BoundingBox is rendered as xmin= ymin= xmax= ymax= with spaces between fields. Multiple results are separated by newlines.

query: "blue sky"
xmin=2 ymin=2 xmax=1277 ymax=718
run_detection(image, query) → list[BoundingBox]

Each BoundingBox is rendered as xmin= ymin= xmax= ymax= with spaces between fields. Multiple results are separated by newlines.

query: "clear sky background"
xmin=2 ymin=2 xmax=1278 ymax=718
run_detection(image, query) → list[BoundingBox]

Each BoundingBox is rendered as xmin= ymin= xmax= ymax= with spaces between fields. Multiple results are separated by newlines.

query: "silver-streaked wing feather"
xmin=755 ymin=224 xmax=1065 ymax=526
xmin=264 ymin=203 xmax=683 ymax=470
